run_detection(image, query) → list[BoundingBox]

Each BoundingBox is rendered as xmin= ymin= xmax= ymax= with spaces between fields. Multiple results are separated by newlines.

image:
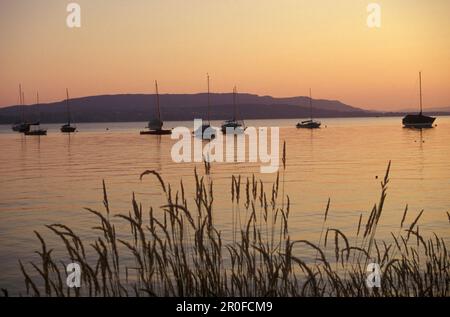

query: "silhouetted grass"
xmin=14 ymin=145 xmax=450 ymax=297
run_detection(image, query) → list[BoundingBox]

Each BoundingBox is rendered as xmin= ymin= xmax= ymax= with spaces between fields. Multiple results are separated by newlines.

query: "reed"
xmin=13 ymin=156 xmax=450 ymax=297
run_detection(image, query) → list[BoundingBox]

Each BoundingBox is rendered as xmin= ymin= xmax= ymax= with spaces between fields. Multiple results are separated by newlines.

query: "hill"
xmin=0 ymin=93 xmax=375 ymax=124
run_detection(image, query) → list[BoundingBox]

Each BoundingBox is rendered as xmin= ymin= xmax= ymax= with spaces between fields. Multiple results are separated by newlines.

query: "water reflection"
xmin=0 ymin=117 xmax=449 ymax=294
xmin=153 ymin=135 xmax=162 ymax=171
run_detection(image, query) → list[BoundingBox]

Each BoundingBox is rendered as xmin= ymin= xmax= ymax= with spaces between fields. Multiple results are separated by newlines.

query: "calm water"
xmin=1 ymin=117 xmax=450 ymax=293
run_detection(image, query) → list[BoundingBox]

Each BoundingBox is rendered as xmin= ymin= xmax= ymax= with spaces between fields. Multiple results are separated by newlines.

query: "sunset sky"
xmin=0 ymin=0 xmax=449 ymax=110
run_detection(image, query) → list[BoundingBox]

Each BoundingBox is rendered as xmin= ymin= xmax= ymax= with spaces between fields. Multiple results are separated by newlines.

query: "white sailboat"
xmin=221 ymin=86 xmax=245 ymax=134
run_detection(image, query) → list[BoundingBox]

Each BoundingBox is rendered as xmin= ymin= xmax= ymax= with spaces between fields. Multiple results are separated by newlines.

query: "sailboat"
xmin=221 ymin=86 xmax=245 ymax=134
xmin=61 ymin=89 xmax=77 ymax=133
xmin=402 ymin=72 xmax=436 ymax=128
xmin=140 ymin=81 xmax=172 ymax=135
xmin=195 ymin=73 xmax=216 ymax=139
xmin=25 ymin=92 xmax=47 ymax=136
xmin=297 ymin=88 xmax=321 ymax=129
xmin=12 ymin=84 xmax=31 ymax=133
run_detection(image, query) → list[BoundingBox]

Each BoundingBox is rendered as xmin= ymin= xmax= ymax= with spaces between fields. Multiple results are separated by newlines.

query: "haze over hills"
xmin=0 ymin=93 xmax=446 ymax=124
xmin=397 ymin=106 xmax=450 ymax=113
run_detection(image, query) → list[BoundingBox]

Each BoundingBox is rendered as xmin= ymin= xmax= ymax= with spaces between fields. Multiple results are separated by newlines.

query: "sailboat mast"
xmin=19 ymin=84 xmax=24 ymax=122
xmin=155 ymin=80 xmax=161 ymax=122
xmin=233 ymin=86 xmax=237 ymax=121
xmin=419 ymin=72 xmax=423 ymax=115
xmin=66 ymin=88 xmax=71 ymax=124
xmin=207 ymin=74 xmax=211 ymax=124
xmin=309 ymin=88 xmax=313 ymax=120
xmin=37 ymin=92 xmax=41 ymax=125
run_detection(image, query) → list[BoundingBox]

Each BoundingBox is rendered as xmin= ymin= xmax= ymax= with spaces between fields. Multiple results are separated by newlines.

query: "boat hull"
xmin=25 ymin=130 xmax=47 ymax=136
xmin=12 ymin=123 xmax=31 ymax=133
xmin=140 ymin=129 xmax=172 ymax=135
xmin=61 ymin=125 xmax=76 ymax=133
xmin=221 ymin=127 xmax=245 ymax=134
xmin=221 ymin=121 xmax=245 ymax=134
xmin=296 ymin=121 xmax=321 ymax=129
xmin=194 ymin=124 xmax=217 ymax=139
xmin=402 ymin=114 xmax=435 ymax=129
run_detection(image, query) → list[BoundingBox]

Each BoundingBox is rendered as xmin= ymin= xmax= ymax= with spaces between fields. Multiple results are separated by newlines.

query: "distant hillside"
xmin=0 ymin=93 xmax=376 ymax=124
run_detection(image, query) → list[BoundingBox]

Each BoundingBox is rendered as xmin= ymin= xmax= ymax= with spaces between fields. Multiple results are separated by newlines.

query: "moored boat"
xmin=194 ymin=74 xmax=216 ymax=139
xmin=297 ymin=88 xmax=321 ymax=129
xmin=25 ymin=92 xmax=47 ymax=136
xmin=11 ymin=84 xmax=31 ymax=133
xmin=140 ymin=81 xmax=172 ymax=135
xmin=25 ymin=127 xmax=47 ymax=136
xmin=221 ymin=86 xmax=245 ymax=134
xmin=297 ymin=119 xmax=321 ymax=129
xmin=12 ymin=122 xmax=31 ymax=133
xmin=61 ymin=89 xmax=77 ymax=133
xmin=402 ymin=72 xmax=436 ymax=129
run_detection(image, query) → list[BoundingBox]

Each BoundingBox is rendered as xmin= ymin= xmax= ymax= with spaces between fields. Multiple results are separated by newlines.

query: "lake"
xmin=1 ymin=117 xmax=449 ymax=294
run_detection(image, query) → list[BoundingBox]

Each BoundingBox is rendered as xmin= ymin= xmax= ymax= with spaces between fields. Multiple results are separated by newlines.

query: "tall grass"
xmin=13 ymin=147 xmax=450 ymax=297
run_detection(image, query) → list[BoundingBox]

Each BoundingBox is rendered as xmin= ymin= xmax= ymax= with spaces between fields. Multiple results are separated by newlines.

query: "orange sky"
xmin=0 ymin=0 xmax=449 ymax=110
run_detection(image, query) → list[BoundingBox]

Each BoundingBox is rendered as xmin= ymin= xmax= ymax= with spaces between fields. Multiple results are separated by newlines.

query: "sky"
xmin=0 ymin=0 xmax=449 ymax=110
